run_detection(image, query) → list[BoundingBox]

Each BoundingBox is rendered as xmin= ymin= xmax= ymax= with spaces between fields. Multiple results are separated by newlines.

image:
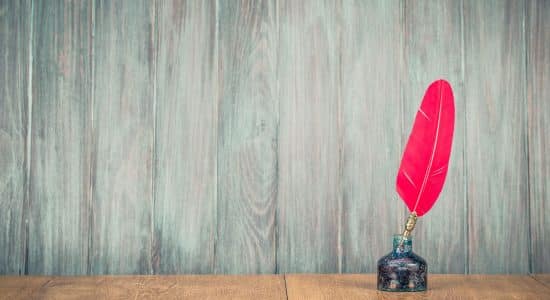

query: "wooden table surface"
xmin=1 ymin=274 xmax=549 ymax=299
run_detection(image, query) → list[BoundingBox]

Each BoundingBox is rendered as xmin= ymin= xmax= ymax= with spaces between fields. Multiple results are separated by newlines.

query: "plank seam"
xmin=29 ymin=278 xmax=53 ymax=297
xmin=150 ymin=0 xmax=158 ymax=276
xmin=336 ymin=0 xmax=343 ymax=275
xmin=213 ymin=0 xmax=220 ymax=274
xmin=523 ymin=0 xmax=533 ymax=275
xmin=528 ymin=274 xmax=550 ymax=289
xmin=274 ymin=0 xmax=281 ymax=275
xmin=283 ymin=273 xmax=289 ymax=300
xmin=23 ymin=0 xmax=35 ymax=276
xmin=400 ymin=0 xmax=408 ymax=226
xmin=87 ymin=0 xmax=96 ymax=276
xmin=460 ymin=0 xmax=469 ymax=275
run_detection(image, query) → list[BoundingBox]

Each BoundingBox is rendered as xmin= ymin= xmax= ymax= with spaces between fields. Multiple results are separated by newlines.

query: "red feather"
xmin=396 ymin=79 xmax=455 ymax=217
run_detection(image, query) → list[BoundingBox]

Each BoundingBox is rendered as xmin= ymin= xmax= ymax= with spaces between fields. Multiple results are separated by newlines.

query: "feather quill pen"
xmin=396 ymin=79 xmax=455 ymax=238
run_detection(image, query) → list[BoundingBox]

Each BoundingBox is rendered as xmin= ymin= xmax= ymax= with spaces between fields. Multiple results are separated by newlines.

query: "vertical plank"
xmin=28 ymin=0 xmax=92 ymax=275
xmin=464 ymin=0 xmax=529 ymax=273
xmin=0 ymin=0 xmax=30 ymax=275
xmin=527 ymin=0 xmax=550 ymax=273
xmin=404 ymin=0 xmax=466 ymax=273
xmin=215 ymin=0 xmax=278 ymax=274
xmin=154 ymin=0 xmax=217 ymax=274
xmin=340 ymin=0 xmax=405 ymax=273
xmin=277 ymin=0 xmax=341 ymax=273
xmin=91 ymin=0 xmax=154 ymax=274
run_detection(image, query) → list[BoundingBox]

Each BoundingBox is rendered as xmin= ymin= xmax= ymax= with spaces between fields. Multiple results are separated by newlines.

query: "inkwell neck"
xmin=392 ymin=234 xmax=413 ymax=255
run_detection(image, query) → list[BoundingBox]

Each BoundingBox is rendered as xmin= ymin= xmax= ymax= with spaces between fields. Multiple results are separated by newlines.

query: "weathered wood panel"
xmin=277 ymin=0 xmax=341 ymax=273
xmin=28 ymin=0 xmax=92 ymax=275
xmin=154 ymin=0 xmax=218 ymax=274
xmin=90 ymin=0 xmax=154 ymax=274
xmin=340 ymin=0 xmax=405 ymax=273
xmin=404 ymin=0 xmax=467 ymax=273
xmin=215 ymin=0 xmax=278 ymax=274
xmin=2 ymin=0 xmax=550 ymax=276
xmin=464 ymin=0 xmax=529 ymax=273
xmin=527 ymin=0 xmax=550 ymax=273
xmin=0 ymin=0 xmax=30 ymax=275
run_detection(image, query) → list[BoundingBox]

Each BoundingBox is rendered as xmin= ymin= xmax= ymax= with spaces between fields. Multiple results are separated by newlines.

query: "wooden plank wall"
xmin=154 ymin=0 xmax=218 ymax=274
xmin=464 ymin=0 xmax=530 ymax=274
xmin=277 ymin=0 xmax=342 ymax=273
xmin=90 ymin=0 xmax=155 ymax=274
xmin=0 ymin=0 xmax=548 ymax=275
xmin=527 ymin=0 xmax=550 ymax=274
xmin=340 ymin=0 xmax=404 ymax=273
xmin=404 ymin=0 xmax=467 ymax=274
xmin=216 ymin=0 xmax=278 ymax=274
xmin=0 ymin=0 xmax=30 ymax=275
xmin=28 ymin=0 xmax=92 ymax=275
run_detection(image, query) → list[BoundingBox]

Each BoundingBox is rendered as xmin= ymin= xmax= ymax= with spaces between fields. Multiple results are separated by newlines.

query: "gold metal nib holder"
xmin=402 ymin=212 xmax=417 ymax=239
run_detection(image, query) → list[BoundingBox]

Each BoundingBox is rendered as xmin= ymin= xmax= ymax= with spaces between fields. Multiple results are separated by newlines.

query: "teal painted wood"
xmin=277 ymin=0 xmax=342 ymax=273
xmin=90 ymin=0 xmax=154 ymax=274
xmin=153 ymin=0 xmax=218 ymax=274
xmin=527 ymin=0 xmax=550 ymax=273
xmin=464 ymin=0 xmax=530 ymax=273
xmin=2 ymin=0 xmax=550 ymax=275
xmin=0 ymin=0 xmax=30 ymax=275
xmin=404 ymin=0 xmax=467 ymax=273
xmin=28 ymin=0 xmax=92 ymax=275
xmin=215 ymin=0 xmax=279 ymax=274
xmin=340 ymin=0 xmax=406 ymax=273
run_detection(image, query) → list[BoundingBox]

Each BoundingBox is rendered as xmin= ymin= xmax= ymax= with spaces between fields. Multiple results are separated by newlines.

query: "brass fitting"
xmin=402 ymin=212 xmax=418 ymax=238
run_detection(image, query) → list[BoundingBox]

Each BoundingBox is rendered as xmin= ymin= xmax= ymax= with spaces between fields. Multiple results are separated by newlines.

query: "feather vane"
xmin=396 ymin=79 xmax=455 ymax=217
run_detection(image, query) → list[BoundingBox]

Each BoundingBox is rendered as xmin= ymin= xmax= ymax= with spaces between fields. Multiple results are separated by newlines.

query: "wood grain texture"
xmin=0 ymin=275 xmax=286 ymax=300
xmin=527 ymin=0 xmax=550 ymax=274
xmin=285 ymin=274 xmax=550 ymax=299
xmin=0 ymin=0 xmax=30 ymax=275
xmin=28 ymin=0 xmax=92 ymax=275
xmin=532 ymin=274 xmax=550 ymax=288
xmin=2 ymin=1 xmax=550 ymax=276
xmin=153 ymin=0 xmax=218 ymax=274
xmin=340 ymin=0 xmax=405 ymax=273
xmin=91 ymin=0 xmax=154 ymax=274
xmin=3 ymin=274 xmax=550 ymax=299
xmin=464 ymin=0 xmax=529 ymax=273
xmin=0 ymin=276 xmax=51 ymax=299
xmin=404 ymin=0 xmax=466 ymax=273
xmin=215 ymin=0 xmax=278 ymax=274
xmin=277 ymin=0 xmax=342 ymax=273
